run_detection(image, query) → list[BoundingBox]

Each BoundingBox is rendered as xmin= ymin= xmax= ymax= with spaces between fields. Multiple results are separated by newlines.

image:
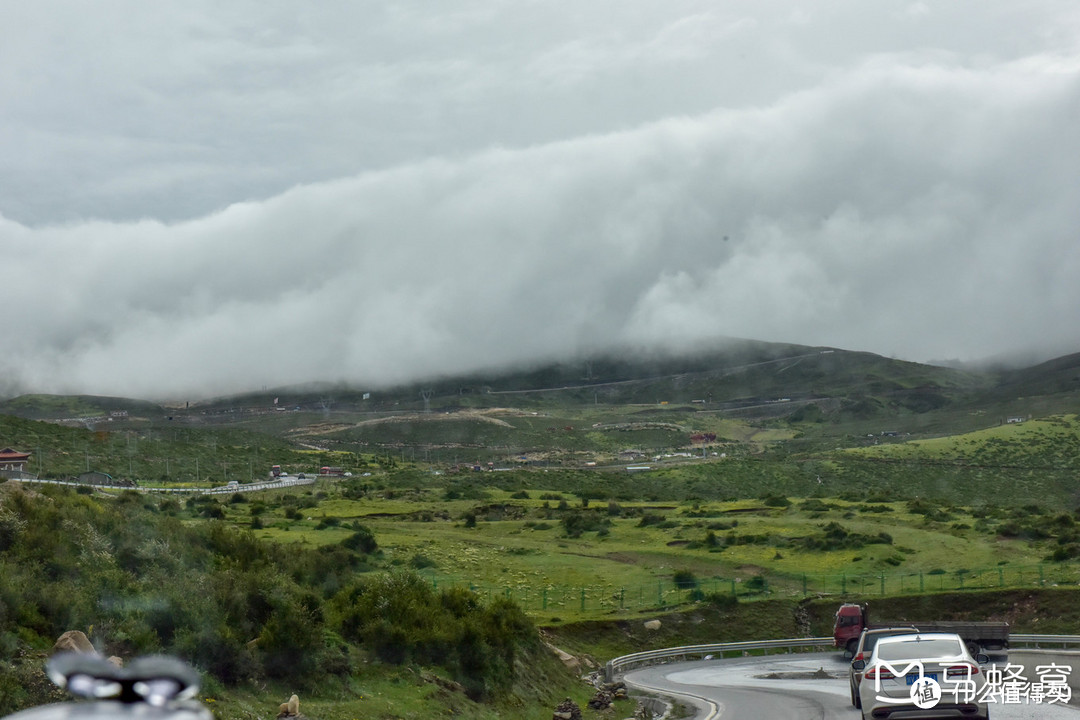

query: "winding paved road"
xmin=624 ymin=653 xmax=1080 ymax=719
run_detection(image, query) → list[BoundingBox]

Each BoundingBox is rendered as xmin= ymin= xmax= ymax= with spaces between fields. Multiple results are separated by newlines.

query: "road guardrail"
xmin=604 ymin=637 xmax=834 ymax=682
xmin=605 ymin=634 xmax=1080 ymax=682
xmin=1009 ymin=634 xmax=1080 ymax=649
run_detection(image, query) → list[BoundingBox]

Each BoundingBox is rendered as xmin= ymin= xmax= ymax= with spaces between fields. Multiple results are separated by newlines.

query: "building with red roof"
xmin=0 ymin=447 xmax=32 ymax=476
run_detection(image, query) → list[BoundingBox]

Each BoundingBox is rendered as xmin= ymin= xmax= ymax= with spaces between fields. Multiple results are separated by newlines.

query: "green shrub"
xmin=341 ymin=526 xmax=378 ymax=554
xmin=672 ymin=569 xmax=698 ymax=589
xmin=560 ymin=510 xmax=610 ymax=538
xmin=637 ymin=513 xmax=666 ymax=527
xmin=706 ymin=592 xmax=738 ymax=608
xmin=409 ymin=553 xmax=437 ymax=569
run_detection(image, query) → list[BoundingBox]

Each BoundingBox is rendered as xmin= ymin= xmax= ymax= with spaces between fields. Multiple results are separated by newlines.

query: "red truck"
xmin=833 ymin=602 xmax=1009 ymax=656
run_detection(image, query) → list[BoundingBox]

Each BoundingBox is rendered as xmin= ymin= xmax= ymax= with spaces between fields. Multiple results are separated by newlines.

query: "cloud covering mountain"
xmin=3 ymin=1 xmax=1079 ymax=398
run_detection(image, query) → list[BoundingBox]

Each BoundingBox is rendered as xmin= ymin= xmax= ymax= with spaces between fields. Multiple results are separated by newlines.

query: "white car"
xmin=849 ymin=626 xmax=920 ymax=708
xmin=854 ymin=632 xmax=989 ymax=720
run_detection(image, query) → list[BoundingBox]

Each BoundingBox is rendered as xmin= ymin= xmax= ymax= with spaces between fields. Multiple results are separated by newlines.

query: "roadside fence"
xmin=421 ymin=561 xmax=1080 ymax=616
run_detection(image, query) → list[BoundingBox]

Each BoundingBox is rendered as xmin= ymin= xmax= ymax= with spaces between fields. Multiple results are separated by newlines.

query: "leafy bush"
xmin=672 ymin=569 xmax=697 ymax=589
xmin=341 ymin=525 xmax=378 ymax=554
xmin=330 ymin=570 xmax=538 ymax=700
xmin=637 ymin=513 xmax=666 ymax=527
xmin=560 ymin=510 xmax=610 ymax=538
xmin=744 ymin=575 xmax=768 ymax=592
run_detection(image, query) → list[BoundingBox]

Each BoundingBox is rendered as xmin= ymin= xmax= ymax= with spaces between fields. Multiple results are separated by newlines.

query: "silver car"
xmin=854 ymin=632 xmax=989 ymax=720
xmin=849 ymin=626 xmax=920 ymax=708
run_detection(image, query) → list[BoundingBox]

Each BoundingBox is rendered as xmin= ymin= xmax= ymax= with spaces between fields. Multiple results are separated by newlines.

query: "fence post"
xmin=802 ymin=574 xmax=807 ymax=596
xmin=919 ymin=572 xmax=924 ymax=592
xmin=581 ymin=588 xmax=586 ymax=611
xmin=1039 ymin=565 xmax=1045 ymax=586
xmin=998 ymin=567 xmax=1004 ymax=587
xmin=880 ymin=573 xmax=885 ymax=595
xmin=658 ymin=581 xmax=664 ymax=606
xmin=620 ymin=588 xmax=625 ymax=609
xmin=543 ymin=588 xmax=548 ymax=610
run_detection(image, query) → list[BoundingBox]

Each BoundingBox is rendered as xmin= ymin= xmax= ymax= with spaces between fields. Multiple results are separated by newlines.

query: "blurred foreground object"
xmin=2 ymin=653 xmax=212 ymax=720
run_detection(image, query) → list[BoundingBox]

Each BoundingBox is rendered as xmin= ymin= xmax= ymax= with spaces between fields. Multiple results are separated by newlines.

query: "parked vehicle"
xmin=834 ymin=603 xmax=1009 ymax=656
xmin=849 ymin=626 xmax=920 ymax=708
xmin=853 ymin=632 xmax=990 ymax=720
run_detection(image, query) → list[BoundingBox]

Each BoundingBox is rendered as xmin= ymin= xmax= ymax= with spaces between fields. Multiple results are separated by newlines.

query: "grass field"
xmin=203 ymin=480 xmax=1080 ymax=623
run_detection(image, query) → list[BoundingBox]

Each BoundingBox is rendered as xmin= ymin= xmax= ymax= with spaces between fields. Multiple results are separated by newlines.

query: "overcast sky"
xmin=3 ymin=0 xmax=1079 ymax=399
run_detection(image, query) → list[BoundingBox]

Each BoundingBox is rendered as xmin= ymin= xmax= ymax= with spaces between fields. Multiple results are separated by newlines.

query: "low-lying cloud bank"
xmin=4 ymin=54 xmax=1079 ymax=399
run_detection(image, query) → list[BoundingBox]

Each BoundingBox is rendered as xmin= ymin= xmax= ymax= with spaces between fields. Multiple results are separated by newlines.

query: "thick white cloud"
xmin=2 ymin=1 xmax=1079 ymax=397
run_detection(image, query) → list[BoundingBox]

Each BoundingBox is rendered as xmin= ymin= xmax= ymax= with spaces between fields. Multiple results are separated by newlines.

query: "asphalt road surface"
xmin=624 ymin=653 xmax=1079 ymax=720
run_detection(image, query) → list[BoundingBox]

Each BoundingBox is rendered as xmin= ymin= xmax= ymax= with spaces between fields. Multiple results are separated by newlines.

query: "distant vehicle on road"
xmin=849 ymin=626 xmax=920 ymax=708
xmin=834 ymin=603 xmax=1008 ymax=656
xmin=320 ymin=466 xmax=345 ymax=476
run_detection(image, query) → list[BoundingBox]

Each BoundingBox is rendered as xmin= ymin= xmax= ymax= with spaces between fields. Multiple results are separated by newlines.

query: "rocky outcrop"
xmin=52 ymin=631 xmax=123 ymax=667
xmin=53 ymin=631 xmax=95 ymax=654
xmin=587 ymin=681 xmax=630 ymax=710
xmin=587 ymin=689 xmax=614 ymax=710
xmin=546 ymin=642 xmax=581 ymax=670
xmin=552 ymin=697 xmax=582 ymax=720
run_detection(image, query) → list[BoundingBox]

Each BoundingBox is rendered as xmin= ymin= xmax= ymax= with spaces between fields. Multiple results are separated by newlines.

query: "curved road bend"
xmin=624 ymin=653 xmax=1079 ymax=720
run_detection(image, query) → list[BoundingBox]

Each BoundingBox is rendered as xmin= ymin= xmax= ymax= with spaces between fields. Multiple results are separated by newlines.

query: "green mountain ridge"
xmin=1 ymin=338 xmax=1000 ymax=416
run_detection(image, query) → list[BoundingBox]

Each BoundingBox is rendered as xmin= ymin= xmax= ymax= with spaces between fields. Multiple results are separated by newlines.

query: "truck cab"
xmin=834 ymin=603 xmax=866 ymax=654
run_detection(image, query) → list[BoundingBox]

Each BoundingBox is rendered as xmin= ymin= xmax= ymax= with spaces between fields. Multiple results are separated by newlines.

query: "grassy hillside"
xmin=0 ymin=394 xmax=163 ymax=421
xmin=3 ymin=343 xmax=1080 ymax=719
xmin=843 ymin=414 xmax=1080 ymax=467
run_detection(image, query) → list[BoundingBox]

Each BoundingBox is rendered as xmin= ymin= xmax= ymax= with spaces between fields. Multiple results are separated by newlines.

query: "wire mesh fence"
xmin=421 ymin=562 xmax=1080 ymax=615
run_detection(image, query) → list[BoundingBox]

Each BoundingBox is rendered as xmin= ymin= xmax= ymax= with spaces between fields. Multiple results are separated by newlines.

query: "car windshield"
xmin=877 ymin=638 xmax=963 ymax=661
xmin=0 ymin=3 xmax=1071 ymax=720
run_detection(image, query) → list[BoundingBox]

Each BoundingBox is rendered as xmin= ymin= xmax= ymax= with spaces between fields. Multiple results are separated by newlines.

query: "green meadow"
xmin=3 ymin=345 xmax=1080 ymax=717
xmin=218 ymin=478 xmax=1080 ymax=622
